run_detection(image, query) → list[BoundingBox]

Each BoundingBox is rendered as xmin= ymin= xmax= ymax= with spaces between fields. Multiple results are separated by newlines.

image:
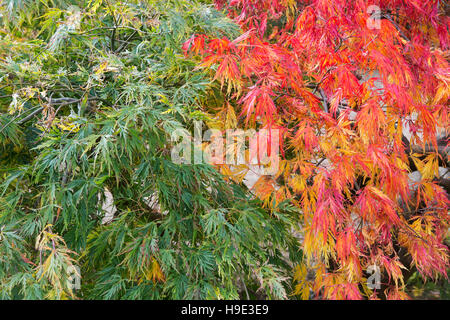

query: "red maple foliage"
xmin=185 ymin=0 xmax=449 ymax=299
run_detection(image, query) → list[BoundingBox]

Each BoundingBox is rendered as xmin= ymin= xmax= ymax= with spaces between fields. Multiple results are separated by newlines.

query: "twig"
xmin=382 ymin=12 xmax=410 ymax=42
xmin=115 ymin=30 xmax=138 ymax=53
xmin=105 ymin=0 xmax=119 ymax=51
xmin=17 ymin=107 xmax=45 ymax=124
xmin=319 ymin=89 xmax=329 ymax=113
xmin=0 ymin=105 xmax=43 ymax=133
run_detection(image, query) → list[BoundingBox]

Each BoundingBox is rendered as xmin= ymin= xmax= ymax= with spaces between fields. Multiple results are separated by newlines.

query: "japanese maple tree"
xmin=0 ymin=0 xmax=302 ymax=299
xmin=185 ymin=0 xmax=450 ymax=299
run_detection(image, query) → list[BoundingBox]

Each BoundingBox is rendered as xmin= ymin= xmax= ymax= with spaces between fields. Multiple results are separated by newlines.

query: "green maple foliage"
xmin=0 ymin=0 xmax=302 ymax=299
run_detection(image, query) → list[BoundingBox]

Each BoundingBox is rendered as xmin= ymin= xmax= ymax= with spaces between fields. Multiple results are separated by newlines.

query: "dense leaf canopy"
xmin=0 ymin=0 xmax=302 ymax=299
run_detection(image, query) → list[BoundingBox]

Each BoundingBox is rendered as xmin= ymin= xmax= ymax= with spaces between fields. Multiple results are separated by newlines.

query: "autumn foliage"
xmin=184 ymin=0 xmax=450 ymax=299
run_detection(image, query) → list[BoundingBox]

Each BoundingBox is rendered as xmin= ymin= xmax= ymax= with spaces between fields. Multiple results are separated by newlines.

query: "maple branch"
xmin=16 ymin=96 xmax=103 ymax=125
xmin=403 ymin=134 xmax=449 ymax=171
xmin=104 ymin=0 xmax=119 ymax=51
xmin=436 ymin=177 xmax=450 ymax=195
xmin=381 ymin=12 xmax=410 ymax=42
xmin=315 ymin=158 xmax=326 ymax=168
xmin=410 ymin=143 xmax=449 ymax=167
xmin=312 ymin=68 xmax=335 ymax=95
xmin=398 ymin=225 xmax=430 ymax=246
xmin=318 ymin=89 xmax=329 ymax=113
xmin=16 ymin=107 xmax=45 ymax=124
xmin=115 ymin=30 xmax=139 ymax=53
